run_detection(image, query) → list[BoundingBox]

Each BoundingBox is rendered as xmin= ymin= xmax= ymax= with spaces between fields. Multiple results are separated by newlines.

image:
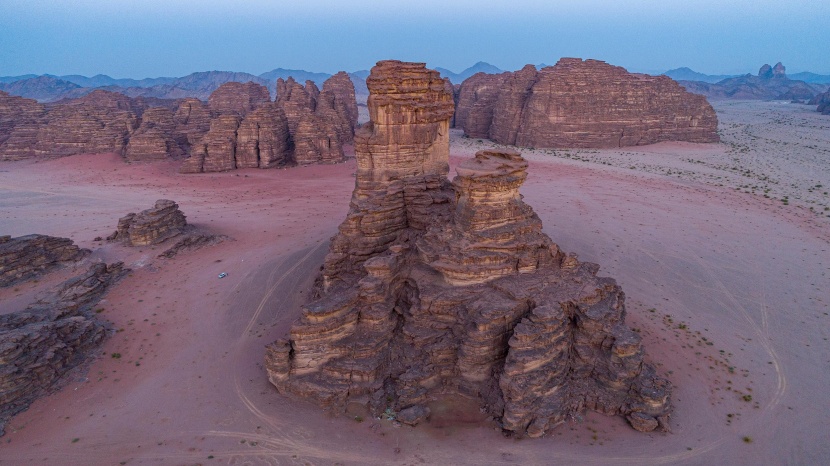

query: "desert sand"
xmin=0 ymin=100 xmax=828 ymax=464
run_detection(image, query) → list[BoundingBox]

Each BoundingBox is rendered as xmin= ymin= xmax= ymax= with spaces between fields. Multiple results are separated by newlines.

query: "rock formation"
xmin=453 ymin=73 xmax=506 ymax=138
xmin=208 ymin=81 xmax=270 ymax=117
xmin=0 ymin=261 xmax=127 ymax=436
xmin=0 ymin=235 xmax=90 ymax=287
xmin=265 ymin=60 xmax=672 ymax=438
xmin=293 ymin=112 xmax=343 ymax=165
xmin=180 ymin=114 xmax=241 ymax=173
xmin=456 ymin=59 xmax=719 ymax=148
xmin=276 ymin=77 xmax=318 ymax=136
xmin=814 ymin=91 xmax=830 ymax=115
xmin=678 ymin=62 xmax=827 ymax=101
xmin=107 ymin=199 xmax=187 ymax=246
xmin=759 ymin=62 xmax=787 ymax=79
xmin=34 ymin=90 xmax=140 ymax=157
xmin=0 ymin=91 xmax=46 ymax=161
xmin=235 ymin=103 xmax=292 ymax=168
xmin=173 ymin=98 xmax=212 ymax=148
xmin=320 ymin=72 xmax=359 ymax=142
xmin=125 ymin=107 xmax=186 ymax=161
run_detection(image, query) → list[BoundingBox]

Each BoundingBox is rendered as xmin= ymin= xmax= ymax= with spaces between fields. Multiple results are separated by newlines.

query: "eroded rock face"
xmin=321 ymin=72 xmax=358 ymax=143
xmin=173 ymin=98 xmax=212 ymax=148
xmin=180 ymin=114 xmax=241 ymax=173
xmin=236 ymin=103 xmax=292 ymax=168
xmin=456 ymin=59 xmax=719 ymax=148
xmin=208 ymin=81 xmax=270 ymax=117
xmin=125 ymin=107 xmax=186 ymax=161
xmin=0 ymin=262 xmax=127 ymax=436
xmin=264 ymin=61 xmax=671 ymax=438
xmin=108 ymin=199 xmax=187 ymax=246
xmin=0 ymin=91 xmax=46 ymax=161
xmin=293 ymin=111 xmax=343 ymax=165
xmin=815 ymin=91 xmax=830 ymax=115
xmin=0 ymin=235 xmax=90 ymax=287
xmin=39 ymin=90 xmax=140 ymax=156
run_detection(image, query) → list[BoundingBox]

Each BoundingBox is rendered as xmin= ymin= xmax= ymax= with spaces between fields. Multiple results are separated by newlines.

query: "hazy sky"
xmin=1 ymin=0 xmax=828 ymax=78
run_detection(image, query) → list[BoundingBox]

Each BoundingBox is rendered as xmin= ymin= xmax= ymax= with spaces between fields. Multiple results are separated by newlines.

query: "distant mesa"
xmin=675 ymin=62 xmax=829 ymax=101
xmin=455 ymin=58 xmax=719 ymax=149
xmin=265 ymin=60 xmax=672 ymax=438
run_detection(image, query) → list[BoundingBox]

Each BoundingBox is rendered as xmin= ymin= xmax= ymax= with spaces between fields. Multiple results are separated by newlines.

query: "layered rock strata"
xmin=0 ymin=91 xmax=46 ymax=161
xmin=173 ymin=98 xmax=212 ymax=147
xmin=265 ymin=61 xmax=671 ymax=438
xmin=235 ymin=103 xmax=292 ymax=168
xmin=455 ymin=58 xmax=719 ymax=148
xmin=107 ymin=199 xmax=187 ymax=246
xmin=125 ymin=107 xmax=186 ymax=161
xmin=0 ymin=262 xmax=127 ymax=436
xmin=0 ymin=235 xmax=90 ymax=287
xmin=208 ymin=81 xmax=270 ymax=117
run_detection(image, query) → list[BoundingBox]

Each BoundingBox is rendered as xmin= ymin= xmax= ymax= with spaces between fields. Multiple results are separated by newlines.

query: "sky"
xmin=1 ymin=0 xmax=828 ymax=78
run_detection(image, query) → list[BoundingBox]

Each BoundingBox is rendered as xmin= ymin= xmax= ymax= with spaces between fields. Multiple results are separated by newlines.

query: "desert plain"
xmin=1 ymin=99 xmax=829 ymax=464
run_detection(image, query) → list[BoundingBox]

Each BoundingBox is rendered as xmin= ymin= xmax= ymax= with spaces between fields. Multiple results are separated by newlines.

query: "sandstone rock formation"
xmin=208 ymin=81 xmax=270 ymax=117
xmin=125 ymin=107 xmax=186 ymax=161
xmin=453 ymin=73 xmax=506 ymax=138
xmin=34 ymin=90 xmax=140 ymax=157
xmin=276 ymin=77 xmax=318 ymax=136
xmin=456 ymin=59 xmax=719 ymax=148
xmin=321 ymin=72 xmax=359 ymax=143
xmin=180 ymin=114 xmax=241 ymax=173
xmin=0 ymin=235 xmax=90 ymax=287
xmin=235 ymin=103 xmax=292 ymax=168
xmin=0 ymin=261 xmax=127 ymax=436
xmin=107 ymin=199 xmax=187 ymax=246
xmin=265 ymin=61 xmax=671 ymax=438
xmin=678 ymin=62 xmax=827 ymax=101
xmin=293 ymin=112 xmax=343 ymax=165
xmin=814 ymin=91 xmax=830 ymax=115
xmin=173 ymin=98 xmax=212 ymax=147
xmin=0 ymin=91 xmax=46 ymax=161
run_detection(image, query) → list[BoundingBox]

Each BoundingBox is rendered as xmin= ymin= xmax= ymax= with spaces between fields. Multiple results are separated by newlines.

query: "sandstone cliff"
xmin=208 ymin=81 xmax=270 ymax=117
xmin=125 ymin=107 xmax=186 ymax=161
xmin=0 ymin=262 xmax=127 ymax=436
xmin=265 ymin=60 xmax=672 ymax=438
xmin=456 ymin=59 xmax=719 ymax=148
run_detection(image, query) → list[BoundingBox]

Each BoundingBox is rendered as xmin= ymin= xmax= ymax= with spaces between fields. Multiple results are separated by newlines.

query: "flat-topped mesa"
xmin=321 ymin=60 xmax=455 ymax=286
xmin=107 ymin=199 xmax=187 ymax=246
xmin=265 ymin=60 xmax=672 ymax=438
xmin=456 ymin=58 xmax=719 ymax=148
xmin=418 ymin=150 xmax=561 ymax=286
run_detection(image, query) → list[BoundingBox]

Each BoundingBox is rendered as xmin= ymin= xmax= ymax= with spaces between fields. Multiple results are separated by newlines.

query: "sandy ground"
xmin=0 ymin=101 xmax=828 ymax=465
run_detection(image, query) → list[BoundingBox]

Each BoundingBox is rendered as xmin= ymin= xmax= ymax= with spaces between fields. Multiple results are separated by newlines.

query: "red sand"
xmin=1 ymin=118 xmax=829 ymax=464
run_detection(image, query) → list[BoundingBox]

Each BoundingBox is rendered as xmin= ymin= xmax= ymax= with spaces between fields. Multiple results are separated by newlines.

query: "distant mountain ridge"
xmin=673 ymin=62 xmax=828 ymax=101
xmin=435 ymin=62 xmax=504 ymax=84
xmin=661 ymin=67 xmax=739 ymax=83
xmin=0 ymin=68 xmax=373 ymax=103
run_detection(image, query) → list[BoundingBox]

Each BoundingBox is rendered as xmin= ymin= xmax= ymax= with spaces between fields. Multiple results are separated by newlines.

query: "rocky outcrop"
xmin=276 ymin=77 xmax=317 ymax=136
xmin=320 ymin=72 xmax=358 ymax=143
xmin=453 ymin=73 xmax=506 ymax=138
xmin=0 ymin=91 xmax=46 ymax=161
xmin=235 ymin=103 xmax=292 ymax=168
xmin=293 ymin=112 xmax=343 ymax=165
xmin=173 ymin=98 xmax=212 ymax=148
xmin=180 ymin=114 xmax=241 ymax=173
xmin=457 ymin=59 xmax=719 ymax=148
xmin=679 ymin=62 xmax=827 ymax=101
xmin=125 ymin=107 xmax=186 ymax=161
xmin=208 ymin=81 xmax=270 ymax=117
xmin=265 ymin=61 xmax=671 ymax=438
xmin=0 ymin=262 xmax=127 ymax=436
xmin=814 ymin=91 xmax=830 ymax=114
xmin=0 ymin=235 xmax=90 ymax=287
xmin=34 ymin=90 xmax=140 ymax=157
xmin=107 ymin=199 xmax=187 ymax=246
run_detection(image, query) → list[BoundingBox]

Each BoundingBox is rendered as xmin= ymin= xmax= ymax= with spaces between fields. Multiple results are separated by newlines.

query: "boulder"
xmin=108 ymin=199 xmax=187 ymax=246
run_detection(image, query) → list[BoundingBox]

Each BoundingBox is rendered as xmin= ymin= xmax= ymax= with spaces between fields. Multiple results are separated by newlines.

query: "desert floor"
xmin=1 ymin=100 xmax=828 ymax=465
